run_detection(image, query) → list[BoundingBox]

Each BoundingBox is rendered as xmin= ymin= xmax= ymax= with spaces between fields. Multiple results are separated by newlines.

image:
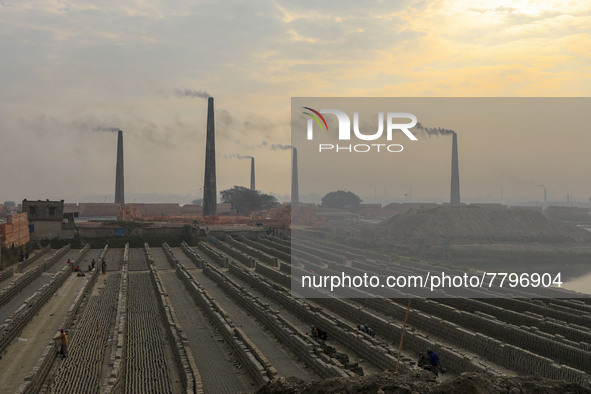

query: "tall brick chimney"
xmin=291 ymin=147 xmax=299 ymax=205
xmin=450 ymin=132 xmax=460 ymax=205
xmin=115 ymin=130 xmax=125 ymax=205
xmin=250 ymin=157 xmax=255 ymax=191
xmin=203 ymin=97 xmax=217 ymax=216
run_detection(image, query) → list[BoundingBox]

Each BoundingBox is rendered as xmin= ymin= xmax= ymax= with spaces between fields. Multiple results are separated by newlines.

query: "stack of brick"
xmin=0 ymin=213 xmax=30 ymax=248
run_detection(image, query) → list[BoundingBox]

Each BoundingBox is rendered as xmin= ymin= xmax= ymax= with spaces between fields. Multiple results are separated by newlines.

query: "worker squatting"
xmin=318 ymin=143 xmax=404 ymax=153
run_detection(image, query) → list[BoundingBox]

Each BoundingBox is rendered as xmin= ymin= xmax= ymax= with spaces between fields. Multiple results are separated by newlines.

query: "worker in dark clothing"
xmin=316 ymin=327 xmax=328 ymax=340
xmin=427 ymin=348 xmax=440 ymax=376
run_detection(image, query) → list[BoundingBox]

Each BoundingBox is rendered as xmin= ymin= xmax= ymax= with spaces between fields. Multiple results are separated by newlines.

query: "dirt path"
xmin=0 ymin=273 xmax=90 ymax=393
xmin=0 ymin=248 xmax=53 ymax=288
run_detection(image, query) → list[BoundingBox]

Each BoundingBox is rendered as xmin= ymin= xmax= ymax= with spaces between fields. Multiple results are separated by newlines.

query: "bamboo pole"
xmin=395 ymin=299 xmax=412 ymax=374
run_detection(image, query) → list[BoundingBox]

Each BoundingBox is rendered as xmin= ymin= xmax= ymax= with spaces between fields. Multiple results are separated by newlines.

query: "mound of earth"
xmin=369 ymin=205 xmax=591 ymax=244
xmin=257 ymin=370 xmax=591 ymax=394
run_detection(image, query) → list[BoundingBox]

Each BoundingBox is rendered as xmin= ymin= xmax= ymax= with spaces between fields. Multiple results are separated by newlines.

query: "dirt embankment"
xmin=370 ymin=206 xmax=591 ymax=245
xmin=257 ymin=370 xmax=591 ymax=394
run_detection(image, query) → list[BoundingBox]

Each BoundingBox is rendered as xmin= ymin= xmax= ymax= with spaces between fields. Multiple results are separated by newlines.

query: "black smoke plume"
xmin=174 ymin=88 xmax=210 ymax=99
xmin=415 ymin=122 xmax=456 ymax=136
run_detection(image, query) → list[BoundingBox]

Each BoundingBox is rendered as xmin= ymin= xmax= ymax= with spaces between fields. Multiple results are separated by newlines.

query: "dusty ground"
xmin=0 ymin=273 xmax=88 ymax=393
xmin=257 ymin=370 xmax=591 ymax=394
xmin=371 ymin=205 xmax=591 ymax=244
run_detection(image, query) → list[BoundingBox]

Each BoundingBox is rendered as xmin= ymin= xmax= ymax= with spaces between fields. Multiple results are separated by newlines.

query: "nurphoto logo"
xmin=302 ymin=107 xmax=418 ymax=153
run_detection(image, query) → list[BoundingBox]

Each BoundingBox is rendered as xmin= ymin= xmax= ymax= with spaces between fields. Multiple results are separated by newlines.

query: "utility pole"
xmin=396 ymin=299 xmax=412 ymax=373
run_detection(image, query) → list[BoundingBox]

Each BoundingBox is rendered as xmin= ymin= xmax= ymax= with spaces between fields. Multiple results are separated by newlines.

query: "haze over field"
xmin=1 ymin=1 xmax=590 ymax=204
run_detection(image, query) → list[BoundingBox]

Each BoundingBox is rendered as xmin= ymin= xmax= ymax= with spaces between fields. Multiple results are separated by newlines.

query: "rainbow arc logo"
xmin=302 ymin=107 xmax=328 ymax=131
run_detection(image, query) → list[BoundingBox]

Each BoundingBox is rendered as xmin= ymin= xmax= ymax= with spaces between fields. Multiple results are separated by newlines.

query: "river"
xmin=563 ymin=271 xmax=591 ymax=295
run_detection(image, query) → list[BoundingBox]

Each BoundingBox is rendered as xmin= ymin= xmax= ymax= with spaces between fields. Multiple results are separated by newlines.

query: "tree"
xmin=191 ymin=199 xmax=203 ymax=205
xmin=220 ymin=186 xmax=278 ymax=216
xmin=321 ymin=190 xmax=362 ymax=211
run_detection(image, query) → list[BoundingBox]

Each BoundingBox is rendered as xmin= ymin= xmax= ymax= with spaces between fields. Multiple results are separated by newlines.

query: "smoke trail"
xmin=414 ymin=122 xmax=456 ymax=136
xmin=174 ymin=88 xmax=211 ymax=99
xmin=270 ymin=144 xmax=293 ymax=150
xmin=95 ymin=127 xmax=121 ymax=133
xmin=225 ymin=154 xmax=252 ymax=160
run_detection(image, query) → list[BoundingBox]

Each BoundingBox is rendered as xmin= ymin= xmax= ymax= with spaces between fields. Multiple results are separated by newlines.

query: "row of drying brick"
xmin=212 ymin=240 xmax=256 ymax=268
xmin=49 ymin=246 xmax=119 ymax=392
xmin=356 ymin=296 xmax=590 ymax=384
xmin=0 ymin=268 xmax=13 ymax=284
xmin=254 ymin=236 xmax=290 ymax=255
xmin=237 ymin=263 xmax=416 ymax=375
xmin=295 ymin=245 xmax=591 ymax=381
xmin=196 ymin=242 xmax=228 ymax=267
xmin=0 ymin=245 xmax=71 ymax=308
xmin=332 ymin=257 xmax=591 ymax=373
xmin=292 ymin=240 xmax=346 ymax=264
xmin=349 ymin=258 xmax=591 ymax=335
xmin=169 ymin=246 xmax=272 ymax=388
xmin=297 ymin=236 xmax=390 ymax=264
xmin=240 ymin=236 xmax=290 ymax=262
xmin=203 ymin=260 xmax=351 ymax=379
xmin=180 ymin=242 xmax=203 ymax=268
xmin=343 ymin=254 xmax=591 ymax=366
xmin=0 ymin=245 xmax=83 ymax=357
xmin=125 ymin=270 xmax=175 ymax=394
xmin=407 ymin=298 xmax=591 ymax=370
xmin=255 ymin=262 xmax=496 ymax=376
xmin=151 ymin=243 xmax=202 ymax=393
xmin=225 ymin=235 xmax=278 ymax=267
xmin=16 ymin=245 xmax=105 ymax=394
xmin=103 ymin=243 xmax=129 ymax=392
xmin=16 ymin=245 xmax=51 ymax=273
xmin=49 ymin=272 xmax=120 ymax=392
xmin=295 ymin=238 xmax=369 ymax=263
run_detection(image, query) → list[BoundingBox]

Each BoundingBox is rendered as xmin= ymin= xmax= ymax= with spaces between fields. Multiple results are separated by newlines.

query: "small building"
xmin=382 ymin=203 xmax=438 ymax=217
xmin=0 ymin=212 xmax=30 ymax=248
xmin=358 ymin=203 xmax=384 ymax=219
xmin=216 ymin=203 xmax=233 ymax=215
xmin=78 ymin=203 xmax=121 ymax=218
xmin=181 ymin=204 xmax=203 ymax=216
xmin=22 ymin=199 xmax=75 ymax=240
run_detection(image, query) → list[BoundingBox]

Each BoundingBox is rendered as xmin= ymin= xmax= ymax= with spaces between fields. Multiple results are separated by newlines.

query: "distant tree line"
xmin=220 ymin=186 xmax=278 ymax=216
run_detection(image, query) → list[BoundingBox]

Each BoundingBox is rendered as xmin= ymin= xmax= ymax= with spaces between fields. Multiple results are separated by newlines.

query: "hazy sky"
xmin=293 ymin=98 xmax=591 ymax=204
xmin=1 ymin=1 xmax=590 ymax=204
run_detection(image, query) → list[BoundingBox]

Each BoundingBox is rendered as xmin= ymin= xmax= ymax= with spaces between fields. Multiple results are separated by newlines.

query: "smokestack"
xmin=203 ymin=97 xmax=217 ymax=216
xmin=544 ymin=186 xmax=547 ymax=203
xmin=291 ymin=147 xmax=299 ymax=205
xmin=115 ymin=130 xmax=124 ymax=205
xmin=250 ymin=157 xmax=255 ymax=191
xmin=450 ymin=133 xmax=460 ymax=205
